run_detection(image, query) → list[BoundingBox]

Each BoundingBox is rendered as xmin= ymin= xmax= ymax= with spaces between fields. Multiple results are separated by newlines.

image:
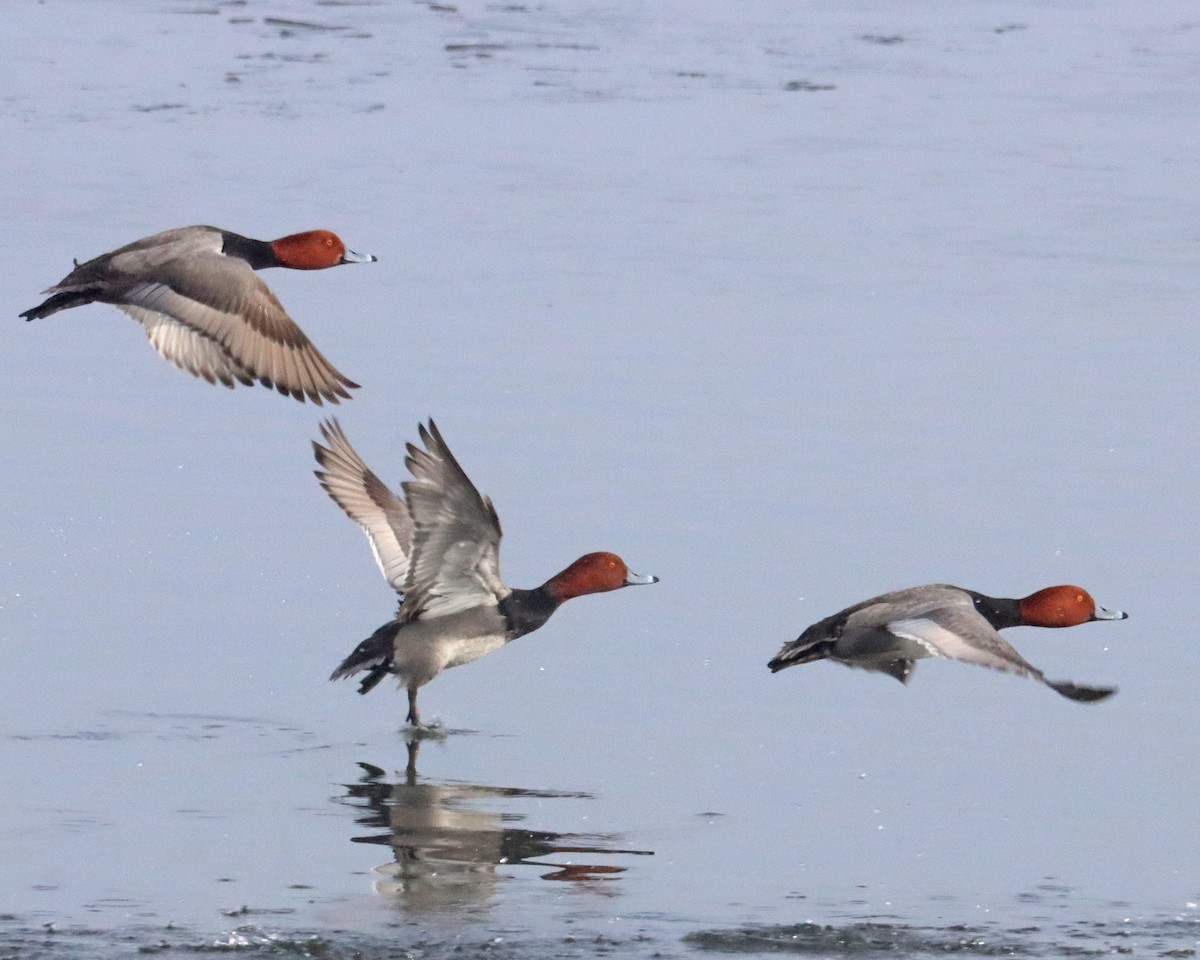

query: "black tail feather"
xmin=20 ymin=290 xmax=98 ymax=321
xmin=768 ymin=638 xmax=834 ymax=673
xmin=330 ymin=621 xmax=400 ymax=694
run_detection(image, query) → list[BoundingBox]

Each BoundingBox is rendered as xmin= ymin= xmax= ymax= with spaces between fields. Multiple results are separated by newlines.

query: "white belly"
xmin=443 ymin=633 xmax=508 ymax=669
xmin=389 ymin=608 xmax=510 ymax=685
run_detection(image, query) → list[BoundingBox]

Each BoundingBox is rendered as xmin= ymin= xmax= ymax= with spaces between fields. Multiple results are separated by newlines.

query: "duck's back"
xmin=837 ymin=584 xmax=968 ymax=630
xmin=58 ymin=226 xmax=226 ymax=285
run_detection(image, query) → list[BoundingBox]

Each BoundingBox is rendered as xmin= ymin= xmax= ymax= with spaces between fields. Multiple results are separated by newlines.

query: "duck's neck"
xmin=967 ymin=591 xmax=1023 ymax=629
xmin=498 ymin=587 xmax=561 ymax=640
xmin=220 ymin=231 xmax=279 ymax=270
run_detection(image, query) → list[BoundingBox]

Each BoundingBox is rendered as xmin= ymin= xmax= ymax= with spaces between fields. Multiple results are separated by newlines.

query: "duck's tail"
xmin=767 ymin=638 xmax=834 ymax=673
xmin=331 ymin=621 xmax=400 ymax=695
xmin=20 ymin=289 xmax=98 ymax=321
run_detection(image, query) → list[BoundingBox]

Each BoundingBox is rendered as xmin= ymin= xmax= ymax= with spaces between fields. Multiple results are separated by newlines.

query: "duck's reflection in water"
xmin=340 ymin=738 xmax=653 ymax=910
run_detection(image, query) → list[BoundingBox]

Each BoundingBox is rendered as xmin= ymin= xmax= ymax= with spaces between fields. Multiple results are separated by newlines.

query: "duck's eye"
xmin=1076 ymin=593 xmax=1085 ymax=603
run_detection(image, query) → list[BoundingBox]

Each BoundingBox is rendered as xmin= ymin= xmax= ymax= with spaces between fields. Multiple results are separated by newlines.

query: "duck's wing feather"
xmin=1044 ymin=680 xmax=1116 ymax=702
xmin=313 ymin=419 xmax=413 ymax=594
xmin=886 ymin=609 xmax=1045 ymax=679
xmin=120 ymin=271 xmax=355 ymax=403
xmin=888 ymin=612 xmax=1116 ymax=702
xmin=400 ymin=421 xmax=506 ymax=621
xmin=124 ymin=306 xmax=257 ymax=389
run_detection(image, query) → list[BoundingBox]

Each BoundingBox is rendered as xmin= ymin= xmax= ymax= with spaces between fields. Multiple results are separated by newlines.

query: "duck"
xmin=21 ymin=225 xmax=375 ymax=404
xmin=313 ymin=418 xmax=659 ymax=725
xmin=767 ymin=583 xmax=1126 ymax=702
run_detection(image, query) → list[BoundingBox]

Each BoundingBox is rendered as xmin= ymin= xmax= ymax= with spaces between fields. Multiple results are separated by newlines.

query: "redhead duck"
xmin=768 ymin=583 xmax=1126 ymax=702
xmin=21 ymin=225 xmax=375 ymax=404
xmin=313 ymin=419 xmax=659 ymax=725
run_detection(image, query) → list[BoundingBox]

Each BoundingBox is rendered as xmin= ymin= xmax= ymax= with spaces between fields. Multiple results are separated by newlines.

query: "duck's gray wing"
xmin=115 ymin=263 xmax=355 ymax=403
xmin=887 ymin=608 xmax=1044 ymax=676
xmin=400 ymin=420 xmax=507 ymax=621
xmin=887 ymin=609 xmax=1115 ymax=701
xmin=313 ymin=419 xmax=413 ymax=595
xmin=122 ymin=307 xmax=257 ymax=389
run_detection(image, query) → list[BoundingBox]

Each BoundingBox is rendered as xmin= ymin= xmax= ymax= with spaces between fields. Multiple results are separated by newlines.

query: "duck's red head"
xmin=1019 ymin=585 xmax=1128 ymax=627
xmin=544 ymin=551 xmax=659 ymax=602
xmin=270 ymin=230 xmax=376 ymax=269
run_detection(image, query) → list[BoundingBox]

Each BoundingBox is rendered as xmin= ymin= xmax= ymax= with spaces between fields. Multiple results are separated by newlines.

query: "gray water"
xmin=2 ymin=0 xmax=1198 ymax=957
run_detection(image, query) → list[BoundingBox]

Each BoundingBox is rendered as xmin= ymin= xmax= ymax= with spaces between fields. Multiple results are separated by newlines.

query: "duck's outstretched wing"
xmin=313 ymin=419 xmax=413 ymax=595
xmin=124 ymin=306 xmax=258 ymax=389
xmin=1044 ymin=680 xmax=1116 ymax=702
xmin=115 ymin=272 xmax=356 ymax=404
xmin=887 ymin=610 xmax=1114 ymax=702
xmin=400 ymin=420 xmax=506 ymax=621
xmin=888 ymin=609 xmax=1046 ymax=675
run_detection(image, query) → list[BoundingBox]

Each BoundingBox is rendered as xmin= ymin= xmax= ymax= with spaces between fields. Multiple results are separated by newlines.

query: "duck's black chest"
xmin=499 ymin=588 xmax=560 ymax=640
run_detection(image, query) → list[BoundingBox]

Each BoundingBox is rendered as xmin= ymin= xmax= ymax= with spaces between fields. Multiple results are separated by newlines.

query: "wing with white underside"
xmin=124 ymin=306 xmax=257 ymax=388
xmin=400 ymin=421 xmax=507 ymax=621
xmin=886 ymin=611 xmax=1045 ymax=681
xmin=117 ymin=271 xmax=355 ymax=403
xmin=313 ymin=419 xmax=412 ymax=594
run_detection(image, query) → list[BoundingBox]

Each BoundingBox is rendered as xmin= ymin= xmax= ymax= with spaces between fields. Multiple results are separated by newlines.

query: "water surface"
xmin=2 ymin=0 xmax=1198 ymax=956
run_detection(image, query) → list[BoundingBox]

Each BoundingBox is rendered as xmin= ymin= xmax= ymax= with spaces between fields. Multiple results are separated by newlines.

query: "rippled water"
xmin=3 ymin=0 xmax=1199 ymax=957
